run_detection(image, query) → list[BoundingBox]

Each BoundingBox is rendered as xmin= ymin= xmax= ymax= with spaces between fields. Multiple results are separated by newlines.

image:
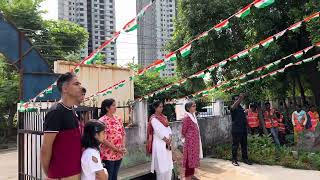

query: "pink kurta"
xmin=182 ymin=116 xmax=200 ymax=169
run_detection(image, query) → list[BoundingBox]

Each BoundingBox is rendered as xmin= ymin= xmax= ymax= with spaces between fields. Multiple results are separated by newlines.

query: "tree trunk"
xmin=292 ymin=77 xmax=297 ymax=106
xmin=295 ymin=71 xmax=306 ymax=106
xmin=7 ymin=104 xmax=16 ymax=137
xmin=257 ymin=102 xmax=268 ymax=135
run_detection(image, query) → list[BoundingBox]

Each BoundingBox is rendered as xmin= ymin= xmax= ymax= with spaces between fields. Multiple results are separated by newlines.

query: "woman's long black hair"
xmin=81 ymin=120 xmax=106 ymax=150
xmin=149 ymin=100 xmax=163 ymax=115
xmin=99 ymin=98 xmax=116 ymax=118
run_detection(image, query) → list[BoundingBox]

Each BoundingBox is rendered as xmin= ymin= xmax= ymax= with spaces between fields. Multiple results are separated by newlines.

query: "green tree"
xmin=167 ymin=0 xmax=320 ymax=105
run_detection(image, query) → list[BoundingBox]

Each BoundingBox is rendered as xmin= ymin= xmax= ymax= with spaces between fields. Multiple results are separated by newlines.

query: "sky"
xmin=39 ymin=0 xmax=138 ymax=66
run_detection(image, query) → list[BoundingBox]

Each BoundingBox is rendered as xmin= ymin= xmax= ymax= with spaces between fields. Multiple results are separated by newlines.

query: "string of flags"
xmin=18 ymin=0 xmax=155 ymax=110
xmin=181 ymin=51 xmax=320 ymax=100
xmin=140 ymin=11 xmax=320 ymax=99
xmin=142 ymin=42 xmax=320 ymax=100
xmin=136 ymin=0 xmax=277 ymax=76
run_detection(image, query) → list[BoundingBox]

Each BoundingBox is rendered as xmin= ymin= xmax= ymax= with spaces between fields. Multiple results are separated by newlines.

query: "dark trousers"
xmin=249 ymin=127 xmax=260 ymax=135
xmin=102 ymin=159 xmax=122 ymax=180
xmin=232 ymin=133 xmax=248 ymax=161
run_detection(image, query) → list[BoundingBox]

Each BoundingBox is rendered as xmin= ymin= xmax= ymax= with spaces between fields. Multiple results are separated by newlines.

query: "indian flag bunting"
xmin=285 ymin=63 xmax=293 ymax=68
xmin=239 ymin=74 xmax=246 ymax=80
xmin=165 ymin=52 xmax=177 ymax=62
xmin=123 ymin=17 xmax=139 ymax=32
xmin=273 ymin=60 xmax=282 ymax=65
xmin=265 ymin=63 xmax=274 ymax=69
xmin=214 ymin=20 xmax=230 ymax=31
xmin=198 ymin=31 xmax=209 ymax=40
xmin=137 ymin=1 xmax=153 ymax=20
xmin=274 ymin=30 xmax=287 ymax=40
xmin=83 ymin=51 xmax=102 ymax=65
xmin=295 ymin=61 xmax=303 ymax=65
xmin=230 ymin=54 xmax=239 ymax=61
xmin=253 ymin=0 xmax=275 ymax=9
xmin=180 ymin=43 xmax=192 ymax=57
xmin=278 ymin=69 xmax=285 ymax=73
xmin=191 ymin=72 xmax=205 ymax=79
xmin=45 ymin=86 xmax=53 ymax=94
xmin=302 ymin=57 xmax=314 ymax=63
xmin=201 ymin=90 xmax=210 ymax=96
xmin=270 ymin=71 xmax=278 ymax=76
xmin=304 ymin=12 xmax=320 ymax=22
xmin=249 ymin=44 xmax=260 ymax=52
xmin=260 ymin=36 xmax=274 ymax=48
xmin=114 ymin=81 xmax=126 ymax=89
xmin=235 ymin=4 xmax=252 ymax=19
xmin=316 ymin=42 xmax=320 ymax=47
xmin=74 ymin=66 xmax=80 ymax=73
xmin=219 ymin=60 xmax=228 ymax=67
xmin=39 ymin=93 xmax=44 ymax=98
xmin=288 ymin=22 xmax=302 ymax=31
xmin=154 ymin=61 xmax=166 ymax=72
xmin=237 ymin=49 xmax=249 ymax=58
xmin=293 ymin=50 xmax=303 ymax=59
xmin=247 ymin=71 xmax=255 ymax=76
xmin=129 ymin=76 xmax=134 ymax=81
xmin=208 ymin=65 xmax=217 ymax=71
xmin=303 ymin=46 xmax=313 ymax=53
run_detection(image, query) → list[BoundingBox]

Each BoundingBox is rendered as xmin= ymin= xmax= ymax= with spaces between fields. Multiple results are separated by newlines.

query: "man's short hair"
xmin=57 ymin=72 xmax=76 ymax=93
xmin=265 ymin=102 xmax=270 ymax=106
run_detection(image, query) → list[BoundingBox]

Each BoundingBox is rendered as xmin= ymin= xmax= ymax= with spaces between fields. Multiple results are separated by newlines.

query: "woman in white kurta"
xmin=147 ymin=100 xmax=173 ymax=180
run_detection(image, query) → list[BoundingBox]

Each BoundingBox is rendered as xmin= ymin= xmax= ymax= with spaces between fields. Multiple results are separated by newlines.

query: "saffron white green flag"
xmin=293 ymin=50 xmax=304 ymax=59
xmin=165 ymin=52 xmax=177 ymax=62
xmin=123 ymin=17 xmax=139 ymax=32
xmin=260 ymin=37 xmax=274 ymax=48
xmin=180 ymin=43 xmax=192 ymax=57
xmin=253 ymin=0 xmax=275 ymax=9
xmin=249 ymin=44 xmax=260 ymax=52
xmin=214 ymin=20 xmax=230 ymax=31
xmin=237 ymin=49 xmax=249 ymax=58
xmin=288 ymin=22 xmax=302 ymax=31
xmin=235 ymin=4 xmax=252 ymax=19
xmin=304 ymin=12 xmax=320 ymax=22
xmin=274 ymin=30 xmax=287 ymax=40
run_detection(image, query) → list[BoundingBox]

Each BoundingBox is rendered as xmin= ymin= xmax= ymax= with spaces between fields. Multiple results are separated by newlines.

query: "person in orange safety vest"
xmin=264 ymin=102 xmax=280 ymax=146
xmin=246 ymin=103 xmax=260 ymax=135
xmin=291 ymin=105 xmax=307 ymax=144
xmin=308 ymin=105 xmax=319 ymax=132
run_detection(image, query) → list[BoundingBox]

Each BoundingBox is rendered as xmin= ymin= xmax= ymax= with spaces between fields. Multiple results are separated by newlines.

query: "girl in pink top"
xmin=99 ymin=99 xmax=126 ymax=180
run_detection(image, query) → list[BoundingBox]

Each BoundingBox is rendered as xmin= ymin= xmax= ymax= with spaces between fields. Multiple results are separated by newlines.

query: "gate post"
xmin=17 ymin=111 xmax=25 ymax=180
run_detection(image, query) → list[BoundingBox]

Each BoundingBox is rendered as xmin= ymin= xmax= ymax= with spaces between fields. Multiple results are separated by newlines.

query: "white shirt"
xmin=81 ymin=148 xmax=105 ymax=180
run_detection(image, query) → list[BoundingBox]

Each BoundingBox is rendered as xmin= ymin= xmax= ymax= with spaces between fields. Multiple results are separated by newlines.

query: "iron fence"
xmin=17 ymin=102 xmax=133 ymax=180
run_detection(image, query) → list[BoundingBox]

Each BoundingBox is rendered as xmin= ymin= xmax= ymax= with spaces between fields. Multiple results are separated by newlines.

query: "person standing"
xmin=264 ymin=102 xmax=281 ymax=146
xmin=147 ymin=100 xmax=173 ymax=180
xmin=308 ymin=105 xmax=319 ymax=132
xmin=246 ymin=103 xmax=260 ymax=135
xmin=291 ymin=105 xmax=307 ymax=144
xmin=41 ymin=72 xmax=83 ymax=180
xmin=182 ymin=101 xmax=203 ymax=180
xmin=81 ymin=120 xmax=108 ymax=180
xmin=276 ymin=111 xmax=286 ymax=145
xmin=230 ymin=93 xmax=252 ymax=166
xmin=99 ymin=98 xmax=126 ymax=180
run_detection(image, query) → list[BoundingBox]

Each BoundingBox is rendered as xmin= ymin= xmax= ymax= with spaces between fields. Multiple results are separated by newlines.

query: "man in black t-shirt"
xmin=230 ymin=93 xmax=252 ymax=166
xmin=41 ymin=72 xmax=83 ymax=180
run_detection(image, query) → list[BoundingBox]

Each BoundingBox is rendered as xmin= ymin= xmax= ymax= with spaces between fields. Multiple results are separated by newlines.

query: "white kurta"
xmin=150 ymin=117 xmax=173 ymax=179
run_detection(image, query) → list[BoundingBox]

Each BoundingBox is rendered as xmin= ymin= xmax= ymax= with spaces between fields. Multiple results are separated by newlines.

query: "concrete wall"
xmin=122 ymin=101 xmax=150 ymax=168
xmin=54 ymin=60 xmax=134 ymax=106
xmin=170 ymin=115 xmax=232 ymax=155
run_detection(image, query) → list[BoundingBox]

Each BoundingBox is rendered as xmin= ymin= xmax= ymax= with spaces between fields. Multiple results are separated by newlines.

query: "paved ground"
xmin=0 ymin=149 xmax=18 ymax=180
xmin=1 ymin=150 xmax=320 ymax=180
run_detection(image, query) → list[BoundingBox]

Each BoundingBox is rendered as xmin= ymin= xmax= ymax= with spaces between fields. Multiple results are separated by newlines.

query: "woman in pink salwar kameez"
xmin=182 ymin=101 xmax=203 ymax=180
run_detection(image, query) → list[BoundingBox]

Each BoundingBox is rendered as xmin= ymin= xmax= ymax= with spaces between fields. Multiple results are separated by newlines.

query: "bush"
xmin=211 ymin=135 xmax=320 ymax=170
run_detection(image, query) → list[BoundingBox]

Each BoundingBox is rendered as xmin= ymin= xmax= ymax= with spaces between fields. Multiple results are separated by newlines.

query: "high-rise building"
xmin=58 ymin=0 xmax=117 ymax=64
xmin=137 ymin=0 xmax=176 ymax=76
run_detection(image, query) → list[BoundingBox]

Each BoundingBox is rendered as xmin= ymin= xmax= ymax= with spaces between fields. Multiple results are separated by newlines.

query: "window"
xmin=95 ymin=25 xmax=99 ymax=28
xmin=110 ymin=0 xmax=113 ymax=3
xmin=110 ymin=26 xmax=114 ymax=29
xmin=111 ymin=47 xmax=114 ymax=50
xmin=100 ymin=31 xmax=105 ymax=35
xmin=110 ymin=21 xmax=113 ymax=24
xmin=110 ymin=16 xmax=114 ymax=18
xmin=110 ymin=10 xmax=113 ymax=13
xmin=109 ymin=5 xmax=113 ymax=8
xmin=80 ymin=19 xmax=84 ymax=22
xmin=69 ymin=7 xmax=72 ymax=10
xmin=99 ymin=0 xmax=104 ymax=3
xmin=94 ymin=4 xmax=98 ymax=7
xmin=80 ymin=8 xmax=84 ymax=11
xmin=100 ymin=10 xmax=104 ymax=14
xmin=100 ymin=26 xmax=105 ymax=29
xmin=95 ymin=36 xmax=99 ymax=39
xmin=80 ymin=13 xmax=84 ymax=16
xmin=100 ymin=37 xmax=105 ymax=40
xmin=100 ymin=5 xmax=104 ymax=8
xmin=100 ymin=15 xmax=104 ymax=19
xmin=111 ymin=52 xmax=114 ymax=55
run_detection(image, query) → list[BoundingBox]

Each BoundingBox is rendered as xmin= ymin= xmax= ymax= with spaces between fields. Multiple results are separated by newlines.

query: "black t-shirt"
xmin=43 ymin=103 xmax=81 ymax=178
xmin=230 ymin=105 xmax=247 ymax=134
xmin=44 ymin=103 xmax=79 ymax=132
